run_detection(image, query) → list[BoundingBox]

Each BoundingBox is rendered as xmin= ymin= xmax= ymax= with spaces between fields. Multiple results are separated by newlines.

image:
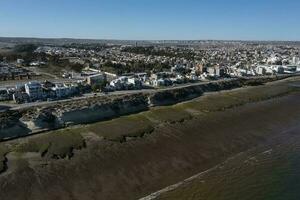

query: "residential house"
xmin=25 ymin=82 xmax=43 ymax=100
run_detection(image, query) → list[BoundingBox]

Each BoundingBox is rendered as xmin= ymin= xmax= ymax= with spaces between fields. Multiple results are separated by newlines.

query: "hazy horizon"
xmin=1 ymin=36 xmax=300 ymax=43
xmin=1 ymin=0 xmax=300 ymax=41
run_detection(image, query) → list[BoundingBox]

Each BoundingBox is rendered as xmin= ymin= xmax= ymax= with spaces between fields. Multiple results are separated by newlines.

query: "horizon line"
xmin=1 ymin=36 xmax=300 ymax=43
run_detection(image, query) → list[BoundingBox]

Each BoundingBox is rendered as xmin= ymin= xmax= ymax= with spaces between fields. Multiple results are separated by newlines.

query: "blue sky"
xmin=0 ymin=0 xmax=300 ymax=40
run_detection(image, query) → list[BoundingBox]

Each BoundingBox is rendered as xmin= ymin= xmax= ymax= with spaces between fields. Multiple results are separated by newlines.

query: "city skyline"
xmin=1 ymin=0 xmax=300 ymax=41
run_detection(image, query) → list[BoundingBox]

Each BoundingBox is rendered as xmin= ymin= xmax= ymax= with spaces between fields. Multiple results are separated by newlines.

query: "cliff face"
xmin=0 ymin=94 xmax=150 ymax=140
xmin=0 ymin=75 xmax=295 ymax=140
xmin=148 ymin=80 xmax=243 ymax=106
xmin=59 ymin=94 xmax=149 ymax=125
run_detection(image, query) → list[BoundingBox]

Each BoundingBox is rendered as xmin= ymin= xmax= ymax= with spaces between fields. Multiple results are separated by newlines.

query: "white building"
xmin=268 ymin=65 xmax=283 ymax=74
xmin=17 ymin=59 xmax=24 ymax=65
xmin=292 ymin=57 xmax=300 ymax=65
xmin=267 ymin=55 xmax=281 ymax=64
xmin=135 ymin=73 xmax=148 ymax=82
xmin=52 ymin=83 xmax=71 ymax=98
xmin=152 ymin=78 xmax=166 ymax=87
xmin=256 ymin=65 xmax=272 ymax=75
xmin=86 ymin=73 xmax=106 ymax=86
xmin=29 ymin=61 xmax=46 ymax=66
xmin=128 ymin=77 xmax=142 ymax=88
xmin=110 ymin=76 xmax=128 ymax=90
xmin=207 ymin=66 xmax=223 ymax=77
xmin=25 ymin=82 xmax=43 ymax=100
xmin=283 ymin=65 xmax=297 ymax=74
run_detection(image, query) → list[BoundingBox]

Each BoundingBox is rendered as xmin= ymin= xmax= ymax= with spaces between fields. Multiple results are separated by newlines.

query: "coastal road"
xmin=4 ymin=88 xmax=155 ymax=111
xmin=3 ymin=75 xmax=292 ymax=111
xmin=2 ymin=78 xmax=240 ymax=111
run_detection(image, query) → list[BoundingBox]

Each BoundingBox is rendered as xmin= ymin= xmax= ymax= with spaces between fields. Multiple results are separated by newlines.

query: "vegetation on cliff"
xmin=15 ymin=130 xmax=85 ymax=159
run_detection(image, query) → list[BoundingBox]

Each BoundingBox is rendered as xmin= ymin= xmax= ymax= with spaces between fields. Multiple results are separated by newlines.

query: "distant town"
xmin=0 ymin=39 xmax=300 ymax=104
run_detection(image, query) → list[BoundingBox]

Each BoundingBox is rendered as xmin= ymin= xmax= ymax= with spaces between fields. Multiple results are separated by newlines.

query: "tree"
xmin=91 ymin=80 xmax=108 ymax=92
xmin=14 ymin=44 xmax=38 ymax=53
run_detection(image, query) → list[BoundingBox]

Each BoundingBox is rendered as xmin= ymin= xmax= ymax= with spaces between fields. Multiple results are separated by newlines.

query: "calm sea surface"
xmin=159 ymin=124 xmax=300 ymax=200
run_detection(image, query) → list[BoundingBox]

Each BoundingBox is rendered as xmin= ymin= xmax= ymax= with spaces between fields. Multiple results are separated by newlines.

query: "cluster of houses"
xmin=65 ymin=60 xmax=300 ymax=92
xmin=0 ymin=62 xmax=35 ymax=81
xmin=62 ymin=68 xmax=144 ymax=91
xmin=0 ymin=81 xmax=80 ymax=104
xmin=1 ymin=54 xmax=300 ymax=104
xmin=211 ymin=64 xmax=299 ymax=77
xmin=109 ymin=76 xmax=143 ymax=90
xmin=254 ymin=65 xmax=298 ymax=75
xmin=2 ymin=42 xmax=300 ymax=105
xmin=139 ymin=63 xmax=299 ymax=87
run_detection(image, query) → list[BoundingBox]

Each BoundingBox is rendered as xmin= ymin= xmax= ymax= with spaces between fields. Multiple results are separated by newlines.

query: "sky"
xmin=0 ymin=0 xmax=300 ymax=41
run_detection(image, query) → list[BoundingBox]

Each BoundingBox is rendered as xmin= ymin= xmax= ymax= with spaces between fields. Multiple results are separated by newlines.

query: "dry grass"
xmin=15 ymin=130 xmax=85 ymax=159
xmin=177 ymin=83 xmax=295 ymax=113
xmin=144 ymin=107 xmax=192 ymax=123
xmin=87 ymin=114 xmax=154 ymax=142
xmin=62 ymin=112 xmax=156 ymax=142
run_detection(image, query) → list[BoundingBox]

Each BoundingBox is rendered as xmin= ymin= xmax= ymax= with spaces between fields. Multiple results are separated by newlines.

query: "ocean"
xmin=158 ymin=123 xmax=300 ymax=200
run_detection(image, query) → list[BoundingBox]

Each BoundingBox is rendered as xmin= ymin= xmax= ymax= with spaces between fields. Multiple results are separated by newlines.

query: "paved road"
xmin=1 ymin=89 xmax=156 ymax=111
xmin=8 ymin=73 xmax=300 ymax=111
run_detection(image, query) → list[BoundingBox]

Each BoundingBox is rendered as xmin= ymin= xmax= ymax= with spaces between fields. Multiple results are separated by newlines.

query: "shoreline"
xmin=139 ymin=151 xmax=246 ymax=200
xmin=0 ymin=76 xmax=300 ymax=200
